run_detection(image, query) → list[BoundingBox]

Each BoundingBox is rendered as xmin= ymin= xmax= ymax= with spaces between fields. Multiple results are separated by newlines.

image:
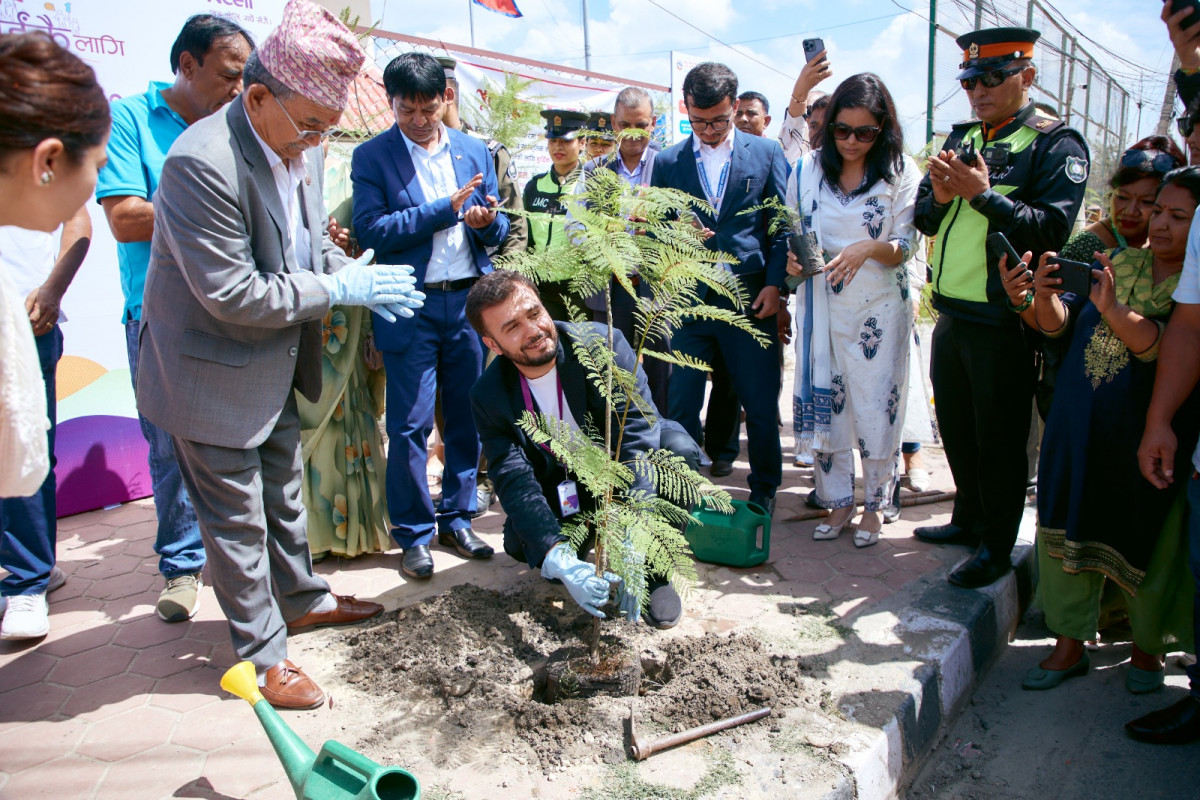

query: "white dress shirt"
xmin=692 ymin=127 xmax=735 ymax=213
xmin=397 ymin=124 xmax=476 ymax=283
xmin=244 ymin=107 xmax=312 ymax=271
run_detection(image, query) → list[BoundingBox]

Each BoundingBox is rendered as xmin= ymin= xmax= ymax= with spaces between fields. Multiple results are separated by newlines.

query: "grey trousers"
xmin=172 ymin=394 xmax=329 ymax=671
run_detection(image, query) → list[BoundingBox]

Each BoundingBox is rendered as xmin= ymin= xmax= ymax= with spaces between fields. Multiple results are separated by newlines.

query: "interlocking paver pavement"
xmin=0 ymin=435 xmax=968 ymax=798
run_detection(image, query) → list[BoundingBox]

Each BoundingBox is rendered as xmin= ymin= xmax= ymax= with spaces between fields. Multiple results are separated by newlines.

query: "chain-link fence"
xmin=930 ymin=0 xmax=1135 ymax=199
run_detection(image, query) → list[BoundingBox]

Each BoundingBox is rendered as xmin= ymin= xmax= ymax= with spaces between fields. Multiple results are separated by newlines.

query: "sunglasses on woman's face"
xmin=1178 ymin=116 xmax=1197 ymax=139
xmin=959 ymin=65 xmax=1024 ymax=91
xmin=1120 ymin=149 xmax=1177 ymax=175
xmin=829 ymin=123 xmax=881 ymax=143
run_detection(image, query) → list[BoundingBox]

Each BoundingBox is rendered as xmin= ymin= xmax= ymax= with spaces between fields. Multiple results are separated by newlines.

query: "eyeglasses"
xmin=688 ymin=115 xmax=732 ymax=133
xmin=272 ymin=93 xmax=337 ymax=143
xmin=1178 ymin=116 xmax=1197 ymax=139
xmin=959 ymin=65 xmax=1025 ymax=91
xmin=1120 ymin=148 xmax=1178 ymax=175
xmin=829 ymin=123 xmax=881 ymax=143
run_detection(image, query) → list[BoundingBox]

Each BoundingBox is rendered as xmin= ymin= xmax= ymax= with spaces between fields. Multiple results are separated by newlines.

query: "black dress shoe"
xmin=805 ymin=489 xmax=823 ymax=510
xmin=437 ymin=527 xmax=494 ymax=560
xmin=748 ymin=491 xmax=776 ymax=518
xmin=401 ymin=545 xmax=433 ymax=579
xmin=645 ymin=580 xmax=683 ymax=629
xmin=710 ymin=460 xmax=734 ymax=478
xmin=1126 ymin=695 xmax=1200 ymax=744
xmin=914 ymin=523 xmax=978 ymax=546
xmin=472 ymin=481 xmax=497 ymax=520
xmin=948 ymin=545 xmax=1011 ymax=589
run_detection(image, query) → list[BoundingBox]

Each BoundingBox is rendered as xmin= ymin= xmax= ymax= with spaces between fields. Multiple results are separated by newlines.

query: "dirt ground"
xmin=307 ymin=581 xmax=849 ymax=799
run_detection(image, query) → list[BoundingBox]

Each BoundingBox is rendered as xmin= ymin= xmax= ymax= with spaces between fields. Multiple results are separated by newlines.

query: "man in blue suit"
xmin=352 ymin=53 xmax=509 ymax=579
xmin=650 ymin=62 xmax=788 ymax=514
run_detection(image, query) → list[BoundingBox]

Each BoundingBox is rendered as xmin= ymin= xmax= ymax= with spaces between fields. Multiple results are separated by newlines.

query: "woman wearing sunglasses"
xmin=1003 ymin=166 xmax=1200 ymax=693
xmin=787 ymin=73 xmax=921 ymax=548
xmin=1060 ymin=137 xmax=1185 ymax=263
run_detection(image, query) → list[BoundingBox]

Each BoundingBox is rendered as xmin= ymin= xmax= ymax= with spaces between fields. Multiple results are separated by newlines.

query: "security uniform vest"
xmin=927 ymin=105 xmax=1083 ymax=326
xmin=524 ymin=167 xmax=580 ymax=251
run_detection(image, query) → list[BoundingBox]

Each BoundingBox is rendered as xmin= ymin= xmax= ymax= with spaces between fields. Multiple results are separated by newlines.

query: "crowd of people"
xmin=2 ymin=0 xmax=1200 ymax=744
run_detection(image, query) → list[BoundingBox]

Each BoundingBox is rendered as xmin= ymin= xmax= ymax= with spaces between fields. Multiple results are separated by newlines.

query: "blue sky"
xmin=370 ymin=0 xmax=1177 ymax=148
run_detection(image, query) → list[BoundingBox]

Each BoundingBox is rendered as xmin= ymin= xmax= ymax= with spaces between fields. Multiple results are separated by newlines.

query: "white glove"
xmin=316 ymin=249 xmax=425 ymax=319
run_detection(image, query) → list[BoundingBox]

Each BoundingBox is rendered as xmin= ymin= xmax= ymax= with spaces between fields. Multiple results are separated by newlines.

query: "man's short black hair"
xmin=682 ymin=62 xmax=738 ymax=109
xmin=466 ymin=270 xmax=540 ymax=336
xmin=738 ymin=91 xmax=769 ymax=115
xmin=383 ymin=52 xmax=447 ymax=102
xmin=170 ymin=14 xmax=254 ymax=75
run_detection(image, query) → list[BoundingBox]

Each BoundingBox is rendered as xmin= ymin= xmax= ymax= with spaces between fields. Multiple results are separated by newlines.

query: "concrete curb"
xmin=823 ymin=506 xmax=1038 ymax=799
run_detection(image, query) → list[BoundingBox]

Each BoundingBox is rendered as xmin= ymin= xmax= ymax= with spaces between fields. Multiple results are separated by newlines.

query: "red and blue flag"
xmin=472 ymin=0 xmax=522 ymax=18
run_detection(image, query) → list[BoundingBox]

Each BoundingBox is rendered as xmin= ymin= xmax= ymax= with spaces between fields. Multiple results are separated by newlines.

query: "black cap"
xmin=540 ymin=109 xmax=589 ymax=140
xmin=585 ymin=111 xmax=616 ymax=141
xmin=955 ymin=26 xmax=1040 ymax=80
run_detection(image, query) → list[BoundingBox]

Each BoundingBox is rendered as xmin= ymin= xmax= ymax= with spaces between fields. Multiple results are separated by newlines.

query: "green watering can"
xmin=685 ymin=498 xmax=772 ymax=568
xmin=220 ymin=662 xmax=420 ymax=800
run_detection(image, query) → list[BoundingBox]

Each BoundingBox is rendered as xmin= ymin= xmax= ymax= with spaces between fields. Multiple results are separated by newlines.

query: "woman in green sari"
xmin=298 ymin=142 xmax=391 ymax=559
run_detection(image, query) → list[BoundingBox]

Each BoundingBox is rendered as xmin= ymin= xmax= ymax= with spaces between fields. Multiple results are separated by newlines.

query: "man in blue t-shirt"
xmin=95 ymin=14 xmax=253 ymax=624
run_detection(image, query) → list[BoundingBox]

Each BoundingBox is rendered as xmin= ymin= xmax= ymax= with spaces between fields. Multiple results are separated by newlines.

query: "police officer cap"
xmin=541 ymin=108 xmax=589 ymax=140
xmin=956 ymin=26 xmax=1039 ymax=80
xmin=585 ymin=111 xmax=616 ymax=141
xmin=435 ymin=56 xmax=457 ymax=79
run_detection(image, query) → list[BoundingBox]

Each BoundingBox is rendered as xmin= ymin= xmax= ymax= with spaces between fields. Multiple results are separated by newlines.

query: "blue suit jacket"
xmin=351 ymin=125 xmax=509 ymax=350
xmin=650 ymin=129 xmax=789 ymax=295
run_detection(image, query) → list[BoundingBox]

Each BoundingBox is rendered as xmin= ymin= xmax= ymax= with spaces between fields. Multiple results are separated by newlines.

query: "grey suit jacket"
xmin=137 ymin=96 xmax=351 ymax=449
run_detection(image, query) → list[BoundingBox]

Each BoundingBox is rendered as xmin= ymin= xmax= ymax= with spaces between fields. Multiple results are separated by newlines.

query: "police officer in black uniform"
xmin=913 ymin=27 xmax=1089 ymax=588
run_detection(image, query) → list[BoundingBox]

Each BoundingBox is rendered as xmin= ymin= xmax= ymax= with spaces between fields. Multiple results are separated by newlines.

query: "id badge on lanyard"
xmin=519 ymin=372 xmax=580 ymax=517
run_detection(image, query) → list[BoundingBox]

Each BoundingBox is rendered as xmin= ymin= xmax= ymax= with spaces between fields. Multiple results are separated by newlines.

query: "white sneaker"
xmin=0 ymin=565 xmax=66 ymax=618
xmin=0 ymin=593 xmax=49 ymax=639
xmin=907 ymin=468 xmax=931 ymax=493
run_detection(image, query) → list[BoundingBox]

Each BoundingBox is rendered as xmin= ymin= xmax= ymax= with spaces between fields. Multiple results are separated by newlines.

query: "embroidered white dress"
xmin=789 ymin=152 xmax=920 ymax=510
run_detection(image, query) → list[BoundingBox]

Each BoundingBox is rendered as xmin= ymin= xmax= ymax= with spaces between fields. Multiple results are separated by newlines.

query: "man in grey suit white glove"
xmin=136 ymin=0 xmax=423 ymax=709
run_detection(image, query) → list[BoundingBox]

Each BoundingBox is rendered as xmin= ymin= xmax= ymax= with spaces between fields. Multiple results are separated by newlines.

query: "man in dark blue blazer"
xmin=466 ymin=271 xmax=695 ymax=628
xmin=650 ymin=62 xmax=788 ymax=514
xmin=352 ymin=53 xmax=509 ymax=579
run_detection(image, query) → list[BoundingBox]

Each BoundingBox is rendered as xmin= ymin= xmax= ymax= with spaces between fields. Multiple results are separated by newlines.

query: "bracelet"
xmin=1182 ymin=66 xmax=1200 ymax=77
xmin=1006 ymin=290 xmax=1033 ymax=313
xmin=791 ymin=95 xmax=804 ymax=106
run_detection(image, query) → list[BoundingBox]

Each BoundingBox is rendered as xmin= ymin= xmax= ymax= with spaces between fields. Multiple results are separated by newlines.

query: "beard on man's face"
xmin=503 ymin=324 xmax=558 ymax=367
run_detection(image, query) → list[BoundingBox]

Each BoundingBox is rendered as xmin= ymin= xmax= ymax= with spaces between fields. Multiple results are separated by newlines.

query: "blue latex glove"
xmin=541 ymin=544 xmax=621 ymax=619
xmin=316 ymin=249 xmax=425 ymax=320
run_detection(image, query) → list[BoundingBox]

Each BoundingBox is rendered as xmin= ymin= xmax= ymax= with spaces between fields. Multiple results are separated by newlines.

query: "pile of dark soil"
xmin=340 ymin=583 xmax=823 ymax=772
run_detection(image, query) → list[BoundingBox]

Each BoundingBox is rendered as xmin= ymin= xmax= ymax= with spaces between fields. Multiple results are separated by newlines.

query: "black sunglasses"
xmin=1120 ymin=148 xmax=1177 ymax=175
xmin=960 ymin=65 xmax=1025 ymax=91
xmin=830 ymin=123 xmax=881 ymax=143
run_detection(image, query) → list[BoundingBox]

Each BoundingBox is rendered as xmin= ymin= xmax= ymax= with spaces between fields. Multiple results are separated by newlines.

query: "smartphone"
xmin=1046 ymin=256 xmax=1097 ymax=298
xmin=956 ymin=139 xmax=977 ymax=165
xmin=985 ymin=232 xmax=1025 ymax=272
xmin=802 ymin=38 xmax=825 ymax=63
xmin=1167 ymin=0 xmax=1200 ymax=31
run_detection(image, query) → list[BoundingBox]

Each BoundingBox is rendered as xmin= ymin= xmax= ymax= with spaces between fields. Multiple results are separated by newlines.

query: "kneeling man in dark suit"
xmin=466 ymin=271 xmax=697 ymax=628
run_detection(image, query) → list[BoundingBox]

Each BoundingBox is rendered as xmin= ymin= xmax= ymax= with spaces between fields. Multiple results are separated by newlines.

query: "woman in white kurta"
xmin=788 ymin=73 xmax=920 ymax=547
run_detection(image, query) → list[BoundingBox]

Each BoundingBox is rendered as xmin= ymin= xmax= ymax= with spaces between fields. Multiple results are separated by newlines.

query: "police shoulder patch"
xmin=1064 ymin=156 xmax=1088 ymax=184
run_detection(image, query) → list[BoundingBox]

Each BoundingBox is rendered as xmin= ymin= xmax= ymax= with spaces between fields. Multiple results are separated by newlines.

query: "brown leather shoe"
xmin=260 ymin=659 xmax=325 ymax=710
xmin=286 ymin=594 xmax=383 ymax=633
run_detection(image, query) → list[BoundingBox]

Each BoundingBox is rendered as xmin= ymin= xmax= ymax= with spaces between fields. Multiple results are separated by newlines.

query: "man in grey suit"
xmin=136 ymin=0 xmax=424 ymax=709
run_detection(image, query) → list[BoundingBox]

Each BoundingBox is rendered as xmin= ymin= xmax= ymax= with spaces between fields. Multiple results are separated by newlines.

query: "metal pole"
xmin=468 ymin=0 xmax=475 ymax=48
xmin=974 ymin=0 xmax=984 ymax=30
xmin=927 ymin=0 xmax=937 ymax=147
xmin=582 ymin=0 xmax=592 ymax=73
xmin=631 ymin=706 xmax=772 ymax=761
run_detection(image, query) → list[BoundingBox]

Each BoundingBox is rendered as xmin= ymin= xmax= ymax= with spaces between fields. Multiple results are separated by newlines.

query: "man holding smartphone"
xmin=912 ymin=27 xmax=1089 ymax=588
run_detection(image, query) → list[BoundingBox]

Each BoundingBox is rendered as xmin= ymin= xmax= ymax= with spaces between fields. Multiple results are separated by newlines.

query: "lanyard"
xmin=694 ymin=147 xmax=731 ymax=211
xmin=519 ymin=370 xmax=565 ymax=454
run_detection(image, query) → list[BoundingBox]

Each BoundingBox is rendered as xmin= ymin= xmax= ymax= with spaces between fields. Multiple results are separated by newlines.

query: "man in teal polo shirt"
xmin=96 ymin=14 xmax=253 ymax=623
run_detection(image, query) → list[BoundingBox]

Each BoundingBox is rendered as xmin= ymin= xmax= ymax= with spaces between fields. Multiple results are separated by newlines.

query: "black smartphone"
xmin=1167 ymin=0 xmax=1200 ymax=31
xmin=802 ymin=38 xmax=825 ymax=63
xmin=985 ymin=232 xmax=1025 ymax=271
xmin=956 ymin=139 xmax=977 ymax=165
xmin=1046 ymin=256 xmax=1097 ymax=298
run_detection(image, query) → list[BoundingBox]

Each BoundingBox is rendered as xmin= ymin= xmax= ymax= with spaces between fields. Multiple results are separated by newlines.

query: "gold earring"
xmin=39 ymin=171 xmax=53 ymax=186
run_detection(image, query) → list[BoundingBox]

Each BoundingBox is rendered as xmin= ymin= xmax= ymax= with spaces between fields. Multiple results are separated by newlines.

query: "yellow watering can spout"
xmin=220 ymin=660 xmax=265 ymax=706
